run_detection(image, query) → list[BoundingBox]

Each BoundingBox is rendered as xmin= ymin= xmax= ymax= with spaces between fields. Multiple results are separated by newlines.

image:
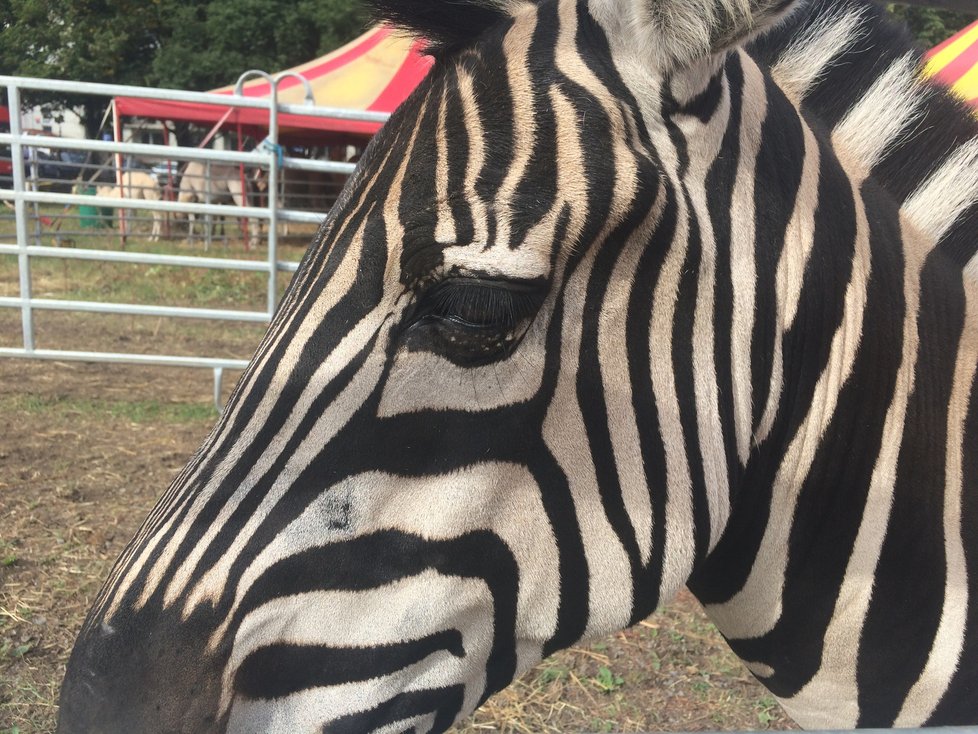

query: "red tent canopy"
xmin=115 ymin=26 xmax=432 ymax=142
xmin=926 ymin=19 xmax=978 ymax=109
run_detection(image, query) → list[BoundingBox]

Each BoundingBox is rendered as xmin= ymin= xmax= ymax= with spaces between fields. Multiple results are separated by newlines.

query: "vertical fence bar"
xmin=111 ymin=99 xmax=127 ymax=247
xmin=213 ymin=367 xmax=224 ymax=412
xmin=28 ymin=145 xmax=41 ymax=247
xmin=8 ymin=83 xmax=35 ymax=352
xmin=266 ymin=86 xmax=280 ymax=318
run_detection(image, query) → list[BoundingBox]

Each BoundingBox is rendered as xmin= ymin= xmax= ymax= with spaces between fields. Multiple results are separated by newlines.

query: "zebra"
xmin=58 ymin=0 xmax=978 ymax=731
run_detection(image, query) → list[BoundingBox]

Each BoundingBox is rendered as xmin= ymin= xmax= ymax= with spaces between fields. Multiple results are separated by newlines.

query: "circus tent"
xmin=113 ymin=25 xmax=433 ymax=142
xmin=926 ymin=19 xmax=978 ymax=109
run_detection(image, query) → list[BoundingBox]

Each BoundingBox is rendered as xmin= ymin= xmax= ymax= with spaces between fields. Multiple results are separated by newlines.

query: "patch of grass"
xmin=592 ymin=666 xmax=625 ymax=693
xmin=0 ymin=640 xmax=35 ymax=661
xmin=535 ymin=661 xmax=569 ymax=685
xmin=0 ymin=540 xmax=18 ymax=569
xmin=7 ymin=394 xmax=215 ymax=424
xmin=0 ymin=224 xmax=305 ymax=312
xmin=758 ymin=695 xmax=782 ymax=727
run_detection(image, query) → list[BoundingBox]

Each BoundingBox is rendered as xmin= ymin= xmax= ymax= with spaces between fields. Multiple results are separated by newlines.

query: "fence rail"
xmin=0 ymin=74 xmax=389 ymax=407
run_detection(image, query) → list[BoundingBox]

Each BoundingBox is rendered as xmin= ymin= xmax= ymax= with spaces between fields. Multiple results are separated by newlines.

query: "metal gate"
xmin=0 ymin=74 xmax=389 ymax=406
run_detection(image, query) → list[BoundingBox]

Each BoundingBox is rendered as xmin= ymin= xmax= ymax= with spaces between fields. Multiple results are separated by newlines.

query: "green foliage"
xmin=0 ymin=0 xmax=161 ymax=85
xmin=0 ymin=0 xmax=367 ymax=131
xmin=151 ymin=0 xmax=368 ymax=92
xmin=0 ymin=0 xmax=367 ymax=88
xmin=887 ymin=4 xmax=975 ymax=49
xmin=592 ymin=666 xmax=625 ymax=693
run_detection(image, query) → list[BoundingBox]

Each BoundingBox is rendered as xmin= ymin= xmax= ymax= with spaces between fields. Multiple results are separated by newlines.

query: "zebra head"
xmin=60 ymin=0 xmax=810 ymax=731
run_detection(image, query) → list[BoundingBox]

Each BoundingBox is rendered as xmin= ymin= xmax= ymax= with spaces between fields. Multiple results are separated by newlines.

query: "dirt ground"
xmin=0 ymin=314 xmax=796 ymax=733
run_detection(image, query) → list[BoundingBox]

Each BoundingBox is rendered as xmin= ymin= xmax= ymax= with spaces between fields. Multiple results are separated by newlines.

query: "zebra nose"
xmin=58 ymin=610 xmax=226 ymax=734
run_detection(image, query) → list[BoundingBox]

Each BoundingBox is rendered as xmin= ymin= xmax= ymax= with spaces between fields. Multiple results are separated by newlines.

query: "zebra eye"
xmin=405 ymin=278 xmax=545 ymax=364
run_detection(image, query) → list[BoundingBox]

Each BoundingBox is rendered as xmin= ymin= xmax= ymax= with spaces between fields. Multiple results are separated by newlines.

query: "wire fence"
xmin=0 ymin=74 xmax=386 ymax=407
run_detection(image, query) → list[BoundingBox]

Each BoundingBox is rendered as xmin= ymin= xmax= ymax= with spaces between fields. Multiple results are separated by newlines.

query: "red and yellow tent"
xmin=115 ymin=25 xmax=433 ymax=142
xmin=926 ymin=19 xmax=978 ymax=109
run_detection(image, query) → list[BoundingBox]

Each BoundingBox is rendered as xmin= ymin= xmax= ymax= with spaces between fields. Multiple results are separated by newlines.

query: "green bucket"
xmin=77 ymin=185 xmax=113 ymax=229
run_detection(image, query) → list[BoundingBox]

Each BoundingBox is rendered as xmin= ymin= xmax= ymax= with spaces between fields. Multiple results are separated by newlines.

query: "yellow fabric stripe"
xmin=925 ymin=21 xmax=978 ymax=78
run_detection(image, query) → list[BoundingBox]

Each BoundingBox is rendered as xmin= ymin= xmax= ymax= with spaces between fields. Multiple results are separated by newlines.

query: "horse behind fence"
xmin=96 ymin=170 xmax=163 ymax=242
xmin=176 ymin=161 xmax=260 ymax=249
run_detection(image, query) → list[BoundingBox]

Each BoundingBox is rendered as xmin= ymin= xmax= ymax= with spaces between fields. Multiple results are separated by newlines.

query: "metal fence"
xmin=0 ymin=74 xmax=389 ymax=406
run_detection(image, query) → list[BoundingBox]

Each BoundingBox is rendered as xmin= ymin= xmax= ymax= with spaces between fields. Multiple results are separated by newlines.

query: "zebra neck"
xmin=685 ymin=75 xmax=978 ymax=726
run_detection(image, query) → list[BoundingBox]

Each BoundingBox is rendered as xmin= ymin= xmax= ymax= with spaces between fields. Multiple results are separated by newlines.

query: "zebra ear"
xmin=587 ymin=0 xmax=799 ymax=70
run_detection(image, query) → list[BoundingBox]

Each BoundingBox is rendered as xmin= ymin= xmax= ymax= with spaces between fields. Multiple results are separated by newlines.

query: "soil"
xmin=0 ymin=315 xmax=796 ymax=733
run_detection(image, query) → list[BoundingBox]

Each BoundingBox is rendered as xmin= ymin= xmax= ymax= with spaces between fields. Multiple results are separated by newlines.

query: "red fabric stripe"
xmin=932 ymin=33 xmax=978 ymax=87
xmin=112 ymin=98 xmax=383 ymax=137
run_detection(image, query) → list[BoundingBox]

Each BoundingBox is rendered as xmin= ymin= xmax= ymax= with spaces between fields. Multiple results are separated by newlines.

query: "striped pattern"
xmin=927 ymin=19 xmax=978 ymax=109
xmin=59 ymin=1 xmax=978 ymax=732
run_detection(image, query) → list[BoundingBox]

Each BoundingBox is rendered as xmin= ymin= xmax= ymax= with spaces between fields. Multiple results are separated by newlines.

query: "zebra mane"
xmin=365 ymin=0 xmax=519 ymax=53
xmin=754 ymin=0 xmax=978 ymax=277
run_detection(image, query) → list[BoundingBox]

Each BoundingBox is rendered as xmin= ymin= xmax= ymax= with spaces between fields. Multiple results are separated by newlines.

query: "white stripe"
xmin=647 ymin=102 xmax=698 ymax=604
xmin=903 ymin=136 xmax=978 ymax=245
xmin=598 ymin=189 xmax=665 ymax=566
xmin=435 ymin=85 xmax=456 ymax=245
xmin=495 ymin=5 xmax=538 ymax=249
xmin=771 ymin=7 xmax=866 ymax=103
xmin=679 ymin=70 xmax=734 ymax=550
xmin=457 ymin=68 xmax=490 ymax=248
xmin=209 ymin=464 xmax=560 ymax=659
xmin=832 ymin=53 xmax=926 ymax=174
xmin=730 ymin=54 xmax=767 ymax=465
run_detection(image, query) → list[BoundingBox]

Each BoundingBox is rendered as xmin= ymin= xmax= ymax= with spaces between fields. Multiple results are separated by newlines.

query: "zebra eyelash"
xmin=414 ymin=277 xmax=545 ymax=331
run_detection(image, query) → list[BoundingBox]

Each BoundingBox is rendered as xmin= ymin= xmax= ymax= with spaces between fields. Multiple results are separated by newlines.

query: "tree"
xmin=0 ymin=0 xmax=367 ymax=136
xmin=0 ymin=0 xmax=164 ymax=136
xmin=887 ymin=4 xmax=975 ymax=48
xmin=150 ymin=0 xmax=368 ymax=92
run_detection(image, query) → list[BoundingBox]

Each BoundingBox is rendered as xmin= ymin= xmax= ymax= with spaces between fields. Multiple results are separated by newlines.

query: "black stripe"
xmin=234 ymin=631 xmax=464 ymax=698
xmin=326 ymin=685 xmax=465 ymax=734
xmin=857 ymin=249 xmax=967 ymax=726
xmin=706 ymin=55 xmax=744 ymax=503
xmin=929 ymin=363 xmax=978 ymax=725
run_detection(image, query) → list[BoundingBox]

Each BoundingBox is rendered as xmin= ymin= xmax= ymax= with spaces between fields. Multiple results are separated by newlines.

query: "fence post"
xmin=266 ymin=85 xmax=280 ymax=319
xmin=213 ymin=367 xmax=224 ymax=412
xmin=8 ymin=82 xmax=35 ymax=352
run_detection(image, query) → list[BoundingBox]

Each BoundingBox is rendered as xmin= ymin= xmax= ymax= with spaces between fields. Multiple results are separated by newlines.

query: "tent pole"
xmin=112 ymin=99 xmax=127 ymax=248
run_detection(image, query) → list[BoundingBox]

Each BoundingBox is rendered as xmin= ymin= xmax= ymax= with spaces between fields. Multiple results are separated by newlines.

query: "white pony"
xmin=96 ymin=170 xmax=163 ymax=241
xmin=177 ymin=161 xmax=260 ymax=249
